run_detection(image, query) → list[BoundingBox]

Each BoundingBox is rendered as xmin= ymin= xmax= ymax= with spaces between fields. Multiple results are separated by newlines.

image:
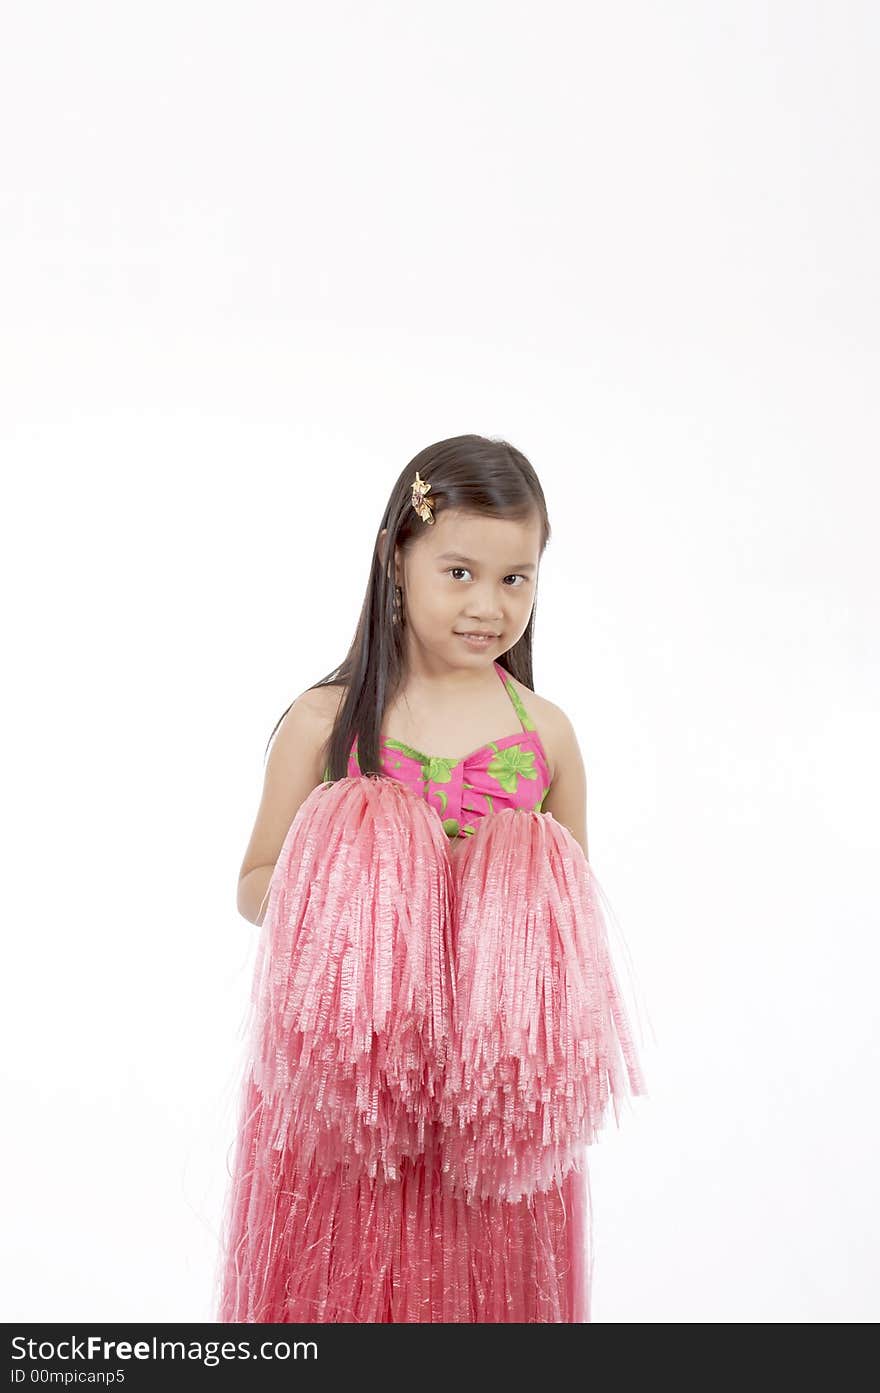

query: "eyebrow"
xmin=435 ymin=552 xmax=536 ymax=572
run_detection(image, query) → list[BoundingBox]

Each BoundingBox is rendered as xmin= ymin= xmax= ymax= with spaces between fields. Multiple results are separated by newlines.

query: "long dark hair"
xmin=266 ymin=433 xmax=552 ymax=779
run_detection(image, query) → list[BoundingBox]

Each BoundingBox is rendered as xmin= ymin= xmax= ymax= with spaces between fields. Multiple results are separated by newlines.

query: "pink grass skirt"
xmin=214 ymin=776 xmax=646 ymax=1322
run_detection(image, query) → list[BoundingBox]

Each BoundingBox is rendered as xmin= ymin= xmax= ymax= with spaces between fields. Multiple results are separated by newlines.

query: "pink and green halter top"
xmin=328 ymin=660 xmax=551 ymax=842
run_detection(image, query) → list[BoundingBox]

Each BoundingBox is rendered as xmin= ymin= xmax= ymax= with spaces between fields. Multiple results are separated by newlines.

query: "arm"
xmin=236 ymin=690 xmax=331 ymax=925
xmin=541 ymin=706 xmax=590 ymax=860
xmin=237 ymin=864 xmax=276 ymax=928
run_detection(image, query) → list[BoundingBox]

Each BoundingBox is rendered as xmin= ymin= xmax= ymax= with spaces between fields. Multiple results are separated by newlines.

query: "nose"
xmin=463 ymin=607 xmax=503 ymax=627
xmin=464 ymin=586 xmax=505 ymax=622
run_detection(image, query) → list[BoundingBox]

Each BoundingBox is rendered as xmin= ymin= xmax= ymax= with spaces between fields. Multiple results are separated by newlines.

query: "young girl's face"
xmin=392 ymin=507 xmax=542 ymax=669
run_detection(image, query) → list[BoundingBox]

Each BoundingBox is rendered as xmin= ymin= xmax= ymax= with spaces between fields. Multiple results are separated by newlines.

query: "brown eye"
xmin=447 ymin=568 xmax=528 ymax=586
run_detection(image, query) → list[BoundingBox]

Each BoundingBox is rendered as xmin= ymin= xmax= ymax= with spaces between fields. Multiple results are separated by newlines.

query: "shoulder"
xmin=527 ymin=682 xmax=588 ymax=857
xmin=298 ymin=680 xmax=347 ymax=726
xmin=302 ymin=681 xmax=347 ymax=746
xmin=285 ymin=681 xmax=346 ymax=773
xmin=502 ymin=670 xmax=580 ymax=785
xmin=505 ymin=672 xmax=588 ymax=856
xmin=238 ymin=684 xmax=346 ymax=882
xmin=263 ymin=681 xmax=344 ymax=779
xmin=262 ymin=688 xmax=320 ymax=779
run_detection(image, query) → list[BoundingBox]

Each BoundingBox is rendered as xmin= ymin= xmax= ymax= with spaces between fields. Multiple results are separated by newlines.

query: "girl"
xmin=214 ymin=433 xmax=647 ymax=1323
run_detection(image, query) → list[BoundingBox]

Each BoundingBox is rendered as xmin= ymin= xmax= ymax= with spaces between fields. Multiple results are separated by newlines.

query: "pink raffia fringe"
xmin=215 ymin=776 xmax=647 ymax=1323
xmin=243 ymin=776 xmax=455 ymax=1181
xmin=440 ymin=806 xmax=647 ymax=1202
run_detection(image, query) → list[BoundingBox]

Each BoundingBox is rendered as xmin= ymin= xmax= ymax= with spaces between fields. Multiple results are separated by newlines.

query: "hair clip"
xmin=410 ymin=470 xmax=436 ymax=524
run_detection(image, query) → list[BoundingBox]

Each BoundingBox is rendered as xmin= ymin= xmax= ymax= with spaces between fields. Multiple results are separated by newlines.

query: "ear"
xmin=377 ymin=527 xmax=390 ymax=570
xmin=378 ymin=528 xmax=402 ymax=586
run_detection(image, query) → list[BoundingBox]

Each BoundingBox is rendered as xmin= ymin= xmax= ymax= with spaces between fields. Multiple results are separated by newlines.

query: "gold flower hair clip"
xmin=410 ymin=470 xmax=436 ymax=524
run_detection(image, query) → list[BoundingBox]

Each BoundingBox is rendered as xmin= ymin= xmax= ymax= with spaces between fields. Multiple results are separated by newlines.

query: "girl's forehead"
xmin=416 ymin=510 xmax=541 ymax=563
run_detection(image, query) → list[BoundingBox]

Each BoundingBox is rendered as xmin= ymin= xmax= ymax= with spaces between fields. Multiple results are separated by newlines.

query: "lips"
xmin=457 ymin=631 xmax=497 ymax=637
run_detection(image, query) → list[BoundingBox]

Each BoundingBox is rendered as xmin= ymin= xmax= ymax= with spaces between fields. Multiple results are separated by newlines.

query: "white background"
xmin=2 ymin=0 xmax=878 ymax=1324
